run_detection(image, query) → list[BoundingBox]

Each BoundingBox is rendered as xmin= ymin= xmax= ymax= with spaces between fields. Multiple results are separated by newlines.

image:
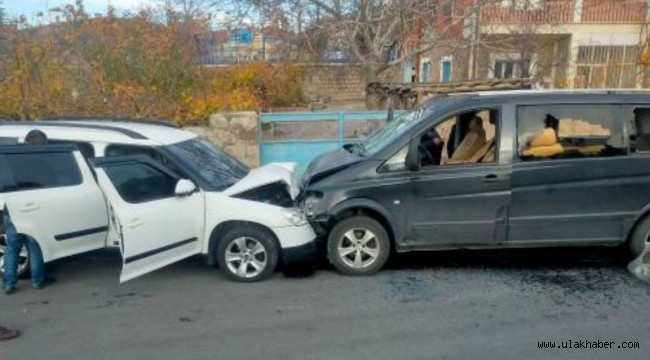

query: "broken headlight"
xmin=281 ymin=208 xmax=307 ymax=226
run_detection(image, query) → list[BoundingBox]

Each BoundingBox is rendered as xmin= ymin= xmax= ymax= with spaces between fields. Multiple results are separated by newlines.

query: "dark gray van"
xmin=299 ymin=90 xmax=650 ymax=275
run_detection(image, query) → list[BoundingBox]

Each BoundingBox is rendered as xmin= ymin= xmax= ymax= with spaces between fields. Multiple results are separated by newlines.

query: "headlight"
xmin=281 ymin=208 xmax=307 ymax=226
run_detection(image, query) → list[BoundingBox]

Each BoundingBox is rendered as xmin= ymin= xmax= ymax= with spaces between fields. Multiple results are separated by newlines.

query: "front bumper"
xmin=272 ymin=222 xmax=317 ymax=263
xmin=281 ymin=241 xmax=317 ymax=264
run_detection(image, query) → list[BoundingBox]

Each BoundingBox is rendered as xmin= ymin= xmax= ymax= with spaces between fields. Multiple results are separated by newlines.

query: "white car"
xmin=0 ymin=119 xmax=316 ymax=282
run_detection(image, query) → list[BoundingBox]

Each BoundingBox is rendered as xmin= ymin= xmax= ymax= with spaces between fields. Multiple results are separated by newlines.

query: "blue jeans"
xmin=3 ymin=212 xmax=46 ymax=289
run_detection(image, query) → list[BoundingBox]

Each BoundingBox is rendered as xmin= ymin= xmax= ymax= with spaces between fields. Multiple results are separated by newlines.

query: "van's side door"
xmin=508 ymin=103 xmax=630 ymax=245
xmin=0 ymin=145 xmax=109 ymax=262
xmin=91 ymin=156 xmax=205 ymax=283
xmin=402 ymin=107 xmax=512 ymax=248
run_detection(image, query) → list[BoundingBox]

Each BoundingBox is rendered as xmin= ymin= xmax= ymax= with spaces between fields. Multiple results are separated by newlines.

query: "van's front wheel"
xmin=217 ymin=227 xmax=279 ymax=282
xmin=327 ymin=216 xmax=390 ymax=276
xmin=629 ymin=216 xmax=650 ymax=259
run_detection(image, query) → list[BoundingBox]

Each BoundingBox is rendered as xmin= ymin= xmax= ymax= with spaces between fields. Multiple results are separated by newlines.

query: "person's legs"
xmin=3 ymin=213 xmax=24 ymax=292
xmin=26 ymin=237 xmax=48 ymax=288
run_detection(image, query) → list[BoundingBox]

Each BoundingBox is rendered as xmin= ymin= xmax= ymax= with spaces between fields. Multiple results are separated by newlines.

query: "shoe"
xmin=3 ymin=286 xmax=16 ymax=295
xmin=0 ymin=326 xmax=20 ymax=341
xmin=33 ymin=277 xmax=56 ymax=290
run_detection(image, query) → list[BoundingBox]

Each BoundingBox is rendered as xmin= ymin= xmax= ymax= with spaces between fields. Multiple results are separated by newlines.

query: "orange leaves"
xmin=182 ymin=63 xmax=305 ymax=124
xmin=0 ymin=6 xmax=305 ymax=124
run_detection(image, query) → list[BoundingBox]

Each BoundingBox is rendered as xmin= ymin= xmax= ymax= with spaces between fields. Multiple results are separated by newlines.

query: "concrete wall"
xmin=184 ymin=112 xmax=259 ymax=168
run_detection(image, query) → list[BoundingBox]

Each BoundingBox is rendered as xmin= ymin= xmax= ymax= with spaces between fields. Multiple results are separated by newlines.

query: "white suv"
xmin=0 ymin=119 xmax=316 ymax=282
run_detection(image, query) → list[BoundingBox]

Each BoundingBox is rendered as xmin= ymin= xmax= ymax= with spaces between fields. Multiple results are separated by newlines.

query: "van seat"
xmin=449 ymin=118 xmax=486 ymax=162
xmin=523 ymin=128 xmax=564 ymax=158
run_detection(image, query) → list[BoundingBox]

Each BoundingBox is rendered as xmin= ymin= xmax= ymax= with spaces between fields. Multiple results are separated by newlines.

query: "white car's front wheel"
xmin=0 ymin=233 xmax=30 ymax=278
xmin=217 ymin=227 xmax=279 ymax=282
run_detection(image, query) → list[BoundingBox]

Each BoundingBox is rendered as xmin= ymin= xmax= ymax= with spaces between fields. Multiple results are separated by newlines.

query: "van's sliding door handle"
xmin=483 ymin=174 xmax=507 ymax=183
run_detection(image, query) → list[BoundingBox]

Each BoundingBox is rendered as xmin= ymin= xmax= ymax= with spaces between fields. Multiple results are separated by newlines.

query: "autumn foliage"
xmin=0 ymin=4 xmax=305 ymax=125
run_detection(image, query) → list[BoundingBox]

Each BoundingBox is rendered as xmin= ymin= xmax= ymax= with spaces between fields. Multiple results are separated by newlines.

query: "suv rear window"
xmin=0 ymin=137 xmax=18 ymax=145
xmin=1 ymin=152 xmax=82 ymax=192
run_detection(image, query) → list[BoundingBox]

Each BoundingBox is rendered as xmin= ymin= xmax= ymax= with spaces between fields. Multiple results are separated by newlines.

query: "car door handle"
xmin=19 ymin=202 xmax=39 ymax=212
xmin=482 ymin=174 xmax=507 ymax=183
xmin=125 ymin=218 xmax=144 ymax=229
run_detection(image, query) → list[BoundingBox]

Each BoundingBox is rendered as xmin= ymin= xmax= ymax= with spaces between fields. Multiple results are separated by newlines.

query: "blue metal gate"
xmin=259 ymin=111 xmax=398 ymax=169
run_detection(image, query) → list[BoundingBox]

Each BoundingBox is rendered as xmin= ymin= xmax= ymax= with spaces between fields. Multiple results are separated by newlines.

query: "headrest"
xmin=469 ymin=117 xmax=484 ymax=132
xmin=529 ymin=128 xmax=558 ymax=147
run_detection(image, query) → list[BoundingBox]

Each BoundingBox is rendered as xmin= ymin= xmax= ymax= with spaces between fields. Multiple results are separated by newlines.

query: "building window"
xmin=493 ymin=59 xmax=521 ymax=79
xmin=421 ymin=59 xmax=431 ymax=83
xmin=441 ymin=0 xmax=456 ymax=17
xmin=440 ymin=56 xmax=453 ymax=83
xmin=575 ymin=45 xmax=639 ymax=89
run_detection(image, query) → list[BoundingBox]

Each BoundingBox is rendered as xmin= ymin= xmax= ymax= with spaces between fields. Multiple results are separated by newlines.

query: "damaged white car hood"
xmin=222 ymin=162 xmax=300 ymax=199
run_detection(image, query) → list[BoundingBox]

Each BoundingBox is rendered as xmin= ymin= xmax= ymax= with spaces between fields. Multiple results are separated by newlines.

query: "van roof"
xmin=456 ymin=88 xmax=650 ymax=99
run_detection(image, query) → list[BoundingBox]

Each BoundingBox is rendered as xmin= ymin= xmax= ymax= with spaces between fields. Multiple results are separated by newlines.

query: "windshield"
xmin=166 ymin=137 xmax=249 ymax=190
xmin=361 ymin=97 xmax=452 ymax=155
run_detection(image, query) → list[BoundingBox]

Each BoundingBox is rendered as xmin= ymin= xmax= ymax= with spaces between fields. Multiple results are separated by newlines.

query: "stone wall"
xmin=301 ymin=64 xmax=366 ymax=102
xmin=184 ymin=111 xmax=259 ymax=168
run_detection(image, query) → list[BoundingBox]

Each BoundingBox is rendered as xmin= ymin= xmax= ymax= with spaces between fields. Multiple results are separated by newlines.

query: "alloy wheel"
xmin=224 ymin=237 xmax=268 ymax=279
xmin=337 ymin=228 xmax=381 ymax=269
xmin=0 ymin=234 xmax=29 ymax=275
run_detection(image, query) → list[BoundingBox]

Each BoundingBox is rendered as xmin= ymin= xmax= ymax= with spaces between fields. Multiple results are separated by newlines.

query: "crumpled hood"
xmin=302 ymin=149 xmax=361 ymax=187
xmin=223 ymin=162 xmax=299 ymax=199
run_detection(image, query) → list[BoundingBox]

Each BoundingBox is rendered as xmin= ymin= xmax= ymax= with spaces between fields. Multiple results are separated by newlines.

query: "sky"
xmin=3 ymin=0 xmax=154 ymax=17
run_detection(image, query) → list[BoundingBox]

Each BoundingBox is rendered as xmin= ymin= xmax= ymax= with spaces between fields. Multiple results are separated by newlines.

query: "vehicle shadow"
xmin=283 ymin=246 xmax=627 ymax=279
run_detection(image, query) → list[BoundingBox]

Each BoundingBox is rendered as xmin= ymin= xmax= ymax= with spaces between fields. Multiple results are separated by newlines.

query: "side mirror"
xmin=174 ymin=179 xmax=197 ymax=197
xmin=406 ymin=141 xmax=421 ymax=172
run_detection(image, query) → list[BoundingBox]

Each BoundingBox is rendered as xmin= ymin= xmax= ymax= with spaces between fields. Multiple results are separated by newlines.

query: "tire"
xmin=327 ymin=216 xmax=390 ymax=276
xmin=0 ymin=234 xmax=30 ymax=278
xmin=216 ymin=226 xmax=279 ymax=282
xmin=628 ymin=216 xmax=650 ymax=260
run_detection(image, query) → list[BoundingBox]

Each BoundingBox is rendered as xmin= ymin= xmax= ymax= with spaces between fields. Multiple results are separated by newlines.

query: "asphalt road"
xmin=1 ymin=248 xmax=649 ymax=360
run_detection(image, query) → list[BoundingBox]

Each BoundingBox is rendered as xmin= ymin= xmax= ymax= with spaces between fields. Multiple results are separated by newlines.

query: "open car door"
xmin=91 ymin=155 xmax=205 ymax=283
xmin=0 ymin=145 xmax=109 ymax=262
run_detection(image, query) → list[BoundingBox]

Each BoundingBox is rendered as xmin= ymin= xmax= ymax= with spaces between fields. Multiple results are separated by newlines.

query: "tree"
xmin=0 ymin=1 xmax=7 ymax=26
xmin=234 ymin=0 xmax=484 ymax=83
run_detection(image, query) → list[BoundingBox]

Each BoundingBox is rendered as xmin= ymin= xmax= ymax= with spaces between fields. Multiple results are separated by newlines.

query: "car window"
xmin=380 ymin=108 xmax=499 ymax=172
xmin=49 ymin=140 xmax=95 ymax=158
xmin=517 ymin=104 xmax=626 ymax=160
xmin=1 ymin=152 xmax=82 ymax=192
xmin=421 ymin=108 xmax=498 ymax=167
xmin=103 ymin=162 xmax=178 ymax=203
xmin=105 ymin=144 xmax=184 ymax=177
xmin=0 ymin=137 xmax=18 ymax=145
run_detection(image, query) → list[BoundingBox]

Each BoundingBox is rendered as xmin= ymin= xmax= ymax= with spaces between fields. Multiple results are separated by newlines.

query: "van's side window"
xmin=633 ymin=108 xmax=650 ymax=152
xmin=2 ymin=152 xmax=82 ymax=192
xmin=420 ymin=108 xmax=499 ymax=167
xmin=517 ymin=104 xmax=626 ymax=160
xmin=103 ymin=162 xmax=178 ymax=203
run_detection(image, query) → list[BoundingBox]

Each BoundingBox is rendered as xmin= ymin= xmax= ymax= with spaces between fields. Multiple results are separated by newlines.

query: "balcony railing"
xmin=482 ymin=0 xmax=647 ymax=24
xmin=581 ymin=0 xmax=646 ymax=23
xmin=482 ymin=0 xmax=574 ymax=24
